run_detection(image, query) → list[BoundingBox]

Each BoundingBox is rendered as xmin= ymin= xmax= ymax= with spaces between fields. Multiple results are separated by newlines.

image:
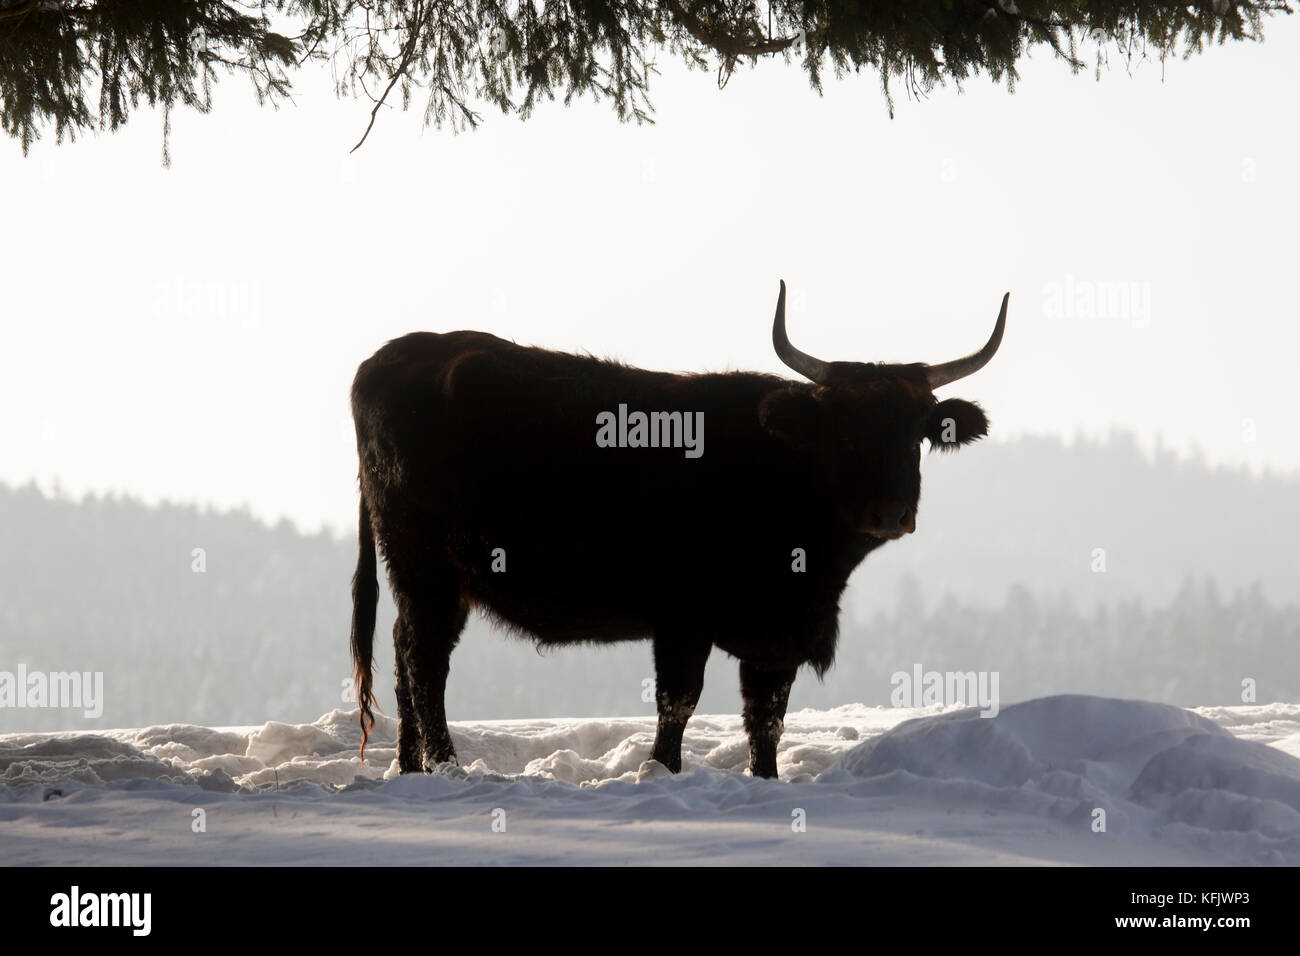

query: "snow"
xmin=2 ymin=695 xmax=1298 ymax=865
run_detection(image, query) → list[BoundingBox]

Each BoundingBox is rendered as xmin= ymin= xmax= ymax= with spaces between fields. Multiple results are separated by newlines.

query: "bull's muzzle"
xmin=860 ymin=505 xmax=916 ymax=539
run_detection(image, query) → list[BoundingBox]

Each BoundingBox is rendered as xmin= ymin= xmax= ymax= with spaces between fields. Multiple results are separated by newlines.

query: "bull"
xmin=349 ymin=281 xmax=1007 ymax=778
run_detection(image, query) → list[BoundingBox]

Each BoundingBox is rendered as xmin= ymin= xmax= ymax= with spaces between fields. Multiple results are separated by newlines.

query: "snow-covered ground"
xmin=2 ymin=695 xmax=1298 ymax=865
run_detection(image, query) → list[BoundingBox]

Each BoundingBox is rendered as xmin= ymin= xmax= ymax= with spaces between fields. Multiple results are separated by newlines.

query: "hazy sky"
xmin=2 ymin=20 xmax=1297 ymax=534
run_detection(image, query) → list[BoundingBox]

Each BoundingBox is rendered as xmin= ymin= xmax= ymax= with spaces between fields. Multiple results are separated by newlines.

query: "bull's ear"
xmin=925 ymin=398 xmax=988 ymax=452
xmin=759 ymin=387 xmax=822 ymax=450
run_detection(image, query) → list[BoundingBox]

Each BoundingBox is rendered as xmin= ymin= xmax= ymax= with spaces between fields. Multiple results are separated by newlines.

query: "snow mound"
xmin=834 ymin=694 xmax=1300 ymax=862
xmin=0 ymin=734 xmax=187 ymax=786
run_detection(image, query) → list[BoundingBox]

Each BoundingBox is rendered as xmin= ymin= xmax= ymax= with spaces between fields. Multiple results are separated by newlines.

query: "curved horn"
xmin=772 ymin=280 xmax=831 ymax=384
xmin=925 ymin=293 xmax=1009 ymax=389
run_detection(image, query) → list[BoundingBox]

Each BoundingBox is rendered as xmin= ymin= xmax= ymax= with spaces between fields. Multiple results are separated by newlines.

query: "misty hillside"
xmin=1 ymin=432 xmax=1296 ymax=732
xmin=850 ymin=430 xmax=1298 ymax=615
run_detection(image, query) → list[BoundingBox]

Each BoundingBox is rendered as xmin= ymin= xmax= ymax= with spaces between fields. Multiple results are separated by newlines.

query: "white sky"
xmin=2 ymin=20 xmax=1297 ymax=535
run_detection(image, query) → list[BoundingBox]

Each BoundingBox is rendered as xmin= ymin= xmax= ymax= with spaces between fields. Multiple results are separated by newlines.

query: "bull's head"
xmin=759 ymin=280 xmax=1007 ymax=540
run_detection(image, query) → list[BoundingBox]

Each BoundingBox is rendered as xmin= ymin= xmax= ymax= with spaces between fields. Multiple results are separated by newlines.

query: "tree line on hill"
xmin=1 ymin=431 xmax=1295 ymax=731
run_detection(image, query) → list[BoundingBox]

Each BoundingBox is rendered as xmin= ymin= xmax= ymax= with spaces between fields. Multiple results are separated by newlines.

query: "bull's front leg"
xmin=739 ymin=662 xmax=796 ymax=779
xmin=649 ymin=638 xmax=711 ymax=773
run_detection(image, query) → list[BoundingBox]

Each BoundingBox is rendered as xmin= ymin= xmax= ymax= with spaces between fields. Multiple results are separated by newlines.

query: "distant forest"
xmin=1 ymin=432 xmax=1296 ymax=732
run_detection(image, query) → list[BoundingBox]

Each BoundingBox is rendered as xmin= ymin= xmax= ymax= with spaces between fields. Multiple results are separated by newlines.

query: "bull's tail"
xmin=351 ymin=495 xmax=379 ymax=760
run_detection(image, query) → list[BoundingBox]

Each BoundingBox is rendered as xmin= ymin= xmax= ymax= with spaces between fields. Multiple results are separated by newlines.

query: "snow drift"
xmin=2 ymin=695 xmax=1298 ymax=865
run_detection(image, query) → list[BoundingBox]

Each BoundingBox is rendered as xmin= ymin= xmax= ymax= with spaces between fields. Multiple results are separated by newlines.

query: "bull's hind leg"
xmin=393 ymin=646 xmax=422 ymax=774
xmin=390 ymin=571 xmax=467 ymax=773
xmin=739 ymin=662 xmax=796 ymax=779
xmin=649 ymin=639 xmax=711 ymax=773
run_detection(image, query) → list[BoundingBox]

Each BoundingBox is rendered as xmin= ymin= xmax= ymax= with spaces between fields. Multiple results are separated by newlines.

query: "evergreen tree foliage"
xmin=0 ymin=0 xmax=1291 ymax=157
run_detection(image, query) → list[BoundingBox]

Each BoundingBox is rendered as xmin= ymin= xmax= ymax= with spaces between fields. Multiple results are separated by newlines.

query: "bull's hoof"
xmin=421 ymin=752 xmax=458 ymax=773
xmin=648 ymin=751 xmax=683 ymax=774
